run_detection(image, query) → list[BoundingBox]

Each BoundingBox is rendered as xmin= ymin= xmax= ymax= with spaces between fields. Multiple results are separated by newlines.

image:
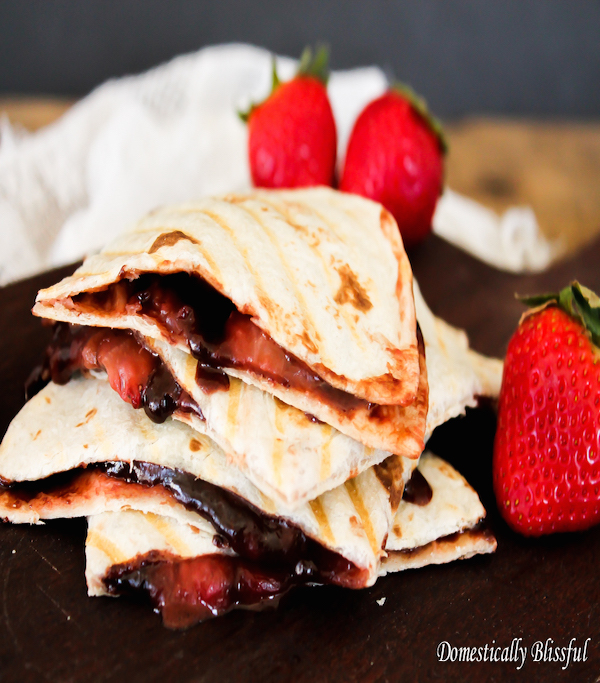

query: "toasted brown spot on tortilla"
xmin=189 ymin=438 xmax=202 ymax=452
xmin=76 ymin=407 xmax=98 ymax=428
xmin=438 ymin=462 xmax=460 ymax=480
xmin=334 ymin=264 xmax=372 ymax=313
xmin=45 ymin=397 xmax=51 ymax=404
xmin=257 ymin=293 xmax=274 ymax=315
xmin=148 ymin=231 xmax=200 ymax=254
xmin=32 ymin=429 xmax=42 ymax=441
xmin=83 ymin=444 xmax=89 ymax=449
xmin=393 ymin=524 xmax=402 ymax=538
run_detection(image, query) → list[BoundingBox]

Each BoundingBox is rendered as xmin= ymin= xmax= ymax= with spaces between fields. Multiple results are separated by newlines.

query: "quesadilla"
xmin=0 ymin=186 xmax=504 ymax=627
xmin=31 ymin=189 xmax=421 ymax=449
xmin=83 ymin=452 xmax=495 ymax=628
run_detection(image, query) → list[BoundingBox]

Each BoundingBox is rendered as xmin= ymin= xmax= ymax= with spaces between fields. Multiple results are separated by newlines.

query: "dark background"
xmin=0 ymin=0 xmax=599 ymax=118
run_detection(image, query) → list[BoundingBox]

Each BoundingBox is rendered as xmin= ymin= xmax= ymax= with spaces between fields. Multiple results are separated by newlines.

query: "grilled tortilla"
xmin=33 ymin=189 xmax=420 ymax=424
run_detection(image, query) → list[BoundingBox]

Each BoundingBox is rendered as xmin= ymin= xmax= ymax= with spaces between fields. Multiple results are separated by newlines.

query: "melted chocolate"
xmin=402 ymin=469 xmax=433 ymax=506
xmin=143 ymin=363 xmax=199 ymax=424
xmin=73 ymin=273 xmax=368 ymax=414
xmin=27 ymin=322 xmax=202 ymax=424
xmin=100 ymin=460 xmax=367 ymax=590
xmin=195 ymin=363 xmax=230 ymax=394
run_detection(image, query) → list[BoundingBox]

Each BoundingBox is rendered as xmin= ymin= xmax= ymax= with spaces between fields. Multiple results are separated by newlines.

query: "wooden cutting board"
xmin=0 ymin=235 xmax=598 ymax=682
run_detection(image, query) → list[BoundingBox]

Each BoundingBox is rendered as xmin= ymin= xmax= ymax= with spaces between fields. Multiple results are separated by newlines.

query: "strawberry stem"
xmin=297 ymin=45 xmax=330 ymax=85
xmin=520 ymin=282 xmax=600 ymax=347
xmin=238 ymin=46 xmax=329 ymax=124
xmin=238 ymin=56 xmax=281 ymax=123
xmin=391 ymin=82 xmax=448 ymax=155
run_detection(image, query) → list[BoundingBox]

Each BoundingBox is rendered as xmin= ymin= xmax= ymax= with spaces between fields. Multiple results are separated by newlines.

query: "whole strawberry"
xmin=242 ymin=46 xmax=337 ymax=189
xmin=494 ymin=282 xmax=600 ymax=536
xmin=340 ymin=85 xmax=446 ymax=248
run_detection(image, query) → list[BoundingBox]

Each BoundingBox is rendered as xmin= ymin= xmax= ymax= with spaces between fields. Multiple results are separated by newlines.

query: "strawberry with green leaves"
xmin=242 ymin=46 xmax=337 ymax=189
xmin=340 ymin=85 xmax=446 ymax=248
xmin=494 ymin=282 xmax=600 ymax=536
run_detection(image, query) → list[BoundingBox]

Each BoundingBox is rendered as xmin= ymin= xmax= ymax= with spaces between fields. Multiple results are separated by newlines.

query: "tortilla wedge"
xmin=33 ymin=188 xmax=420 ymax=407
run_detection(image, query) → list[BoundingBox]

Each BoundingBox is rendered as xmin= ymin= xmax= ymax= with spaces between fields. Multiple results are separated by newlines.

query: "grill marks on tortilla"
xmin=201 ymin=207 xmax=276 ymax=320
xmin=319 ymin=424 xmax=333 ymax=482
xmin=148 ymin=231 xmax=201 ymax=254
xmin=231 ymin=200 xmax=323 ymax=361
xmin=379 ymin=208 xmax=409 ymax=328
xmin=87 ymin=530 xmax=128 ymax=566
xmin=257 ymin=196 xmax=368 ymax=353
xmin=344 ymin=479 xmax=379 ymax=555
xmin=272 ymin=397 xmax=286 ymax=489
xmin=144 ymin=511 xmax=194 ymax=557
xmin=297 ymin=202 xmax=373 ymax=316
xmin=225 ymin=379 xmax=242 ymax=444
xmin=309 ymin=498 xmax=335 ymax=546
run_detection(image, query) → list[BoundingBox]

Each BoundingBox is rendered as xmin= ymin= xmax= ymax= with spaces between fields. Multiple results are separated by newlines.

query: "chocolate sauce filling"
xmin=26 ymin=323 xmax=202 ymax=425
xmin=99 ymin=460 xmax=366 ymax=590
xmin=72 ymin=272 xmax=369 ymax=414
xmin=402 ymin=468 xmax=433 ymax=506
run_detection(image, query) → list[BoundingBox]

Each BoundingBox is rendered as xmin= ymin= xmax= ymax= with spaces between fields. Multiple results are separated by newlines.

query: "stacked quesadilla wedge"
xmin=0 ymin=188 xmax=501 ymax=626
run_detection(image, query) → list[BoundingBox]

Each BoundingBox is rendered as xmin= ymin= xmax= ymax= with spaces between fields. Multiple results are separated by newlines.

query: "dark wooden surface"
xmin=1 ymin=237 xmax=599 ymax=682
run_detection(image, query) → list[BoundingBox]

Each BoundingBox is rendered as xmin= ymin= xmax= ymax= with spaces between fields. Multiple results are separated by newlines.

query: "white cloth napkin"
xmin=0 ymin=43 xmax=561 ymax=286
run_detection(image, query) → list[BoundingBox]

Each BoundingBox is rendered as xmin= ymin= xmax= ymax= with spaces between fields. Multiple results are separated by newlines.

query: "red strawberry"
xmin=242 ymin=46 xmax=337 ymax=189
xmin=340 ymin=85 xmax=446 ymax=248
xmin=493 ymin=282 xmax=600 ymax=536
